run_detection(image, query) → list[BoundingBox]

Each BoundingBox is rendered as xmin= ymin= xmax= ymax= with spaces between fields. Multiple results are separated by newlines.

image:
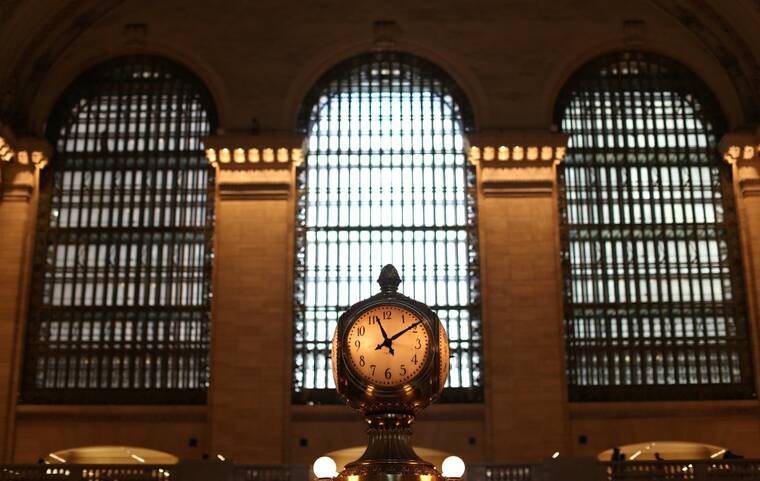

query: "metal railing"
xmin=2 ymin=460 xmax=759 ymax=481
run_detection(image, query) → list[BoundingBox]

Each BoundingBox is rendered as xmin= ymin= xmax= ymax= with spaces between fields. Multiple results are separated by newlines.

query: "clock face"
xmin=346 ymin=305 xmax=430 ymax=387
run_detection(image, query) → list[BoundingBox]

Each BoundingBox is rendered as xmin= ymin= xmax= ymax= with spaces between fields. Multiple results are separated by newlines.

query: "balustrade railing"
xmin=1 ymin=460 xmax=758 ymax=481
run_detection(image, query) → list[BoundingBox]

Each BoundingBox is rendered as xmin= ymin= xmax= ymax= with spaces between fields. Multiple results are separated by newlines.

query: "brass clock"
xmin=345 ymin=305 xmax=430 ymax=387
xmin=331 ymin=264 xmax=450 ymax=481
xmin=332 ymin=264 xmax=448 ymax=414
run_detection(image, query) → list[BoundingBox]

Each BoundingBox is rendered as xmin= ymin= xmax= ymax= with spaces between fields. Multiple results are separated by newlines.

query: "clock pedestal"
xmin=332 ymin=265 xmax=451 ymax=481
xmin=337 ymin=413 xmax=439 ymax=481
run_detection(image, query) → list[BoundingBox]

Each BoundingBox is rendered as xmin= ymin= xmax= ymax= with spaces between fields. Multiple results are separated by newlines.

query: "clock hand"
xmin=389 ymin=321 xmax=422 ymax=341
xmin=374 ymin=318 xmax=395 ymax=355
xmin=375 ymin=338 xmax=395 ymax=356
xmin=375 ymin=317 xmax=390 ymax=340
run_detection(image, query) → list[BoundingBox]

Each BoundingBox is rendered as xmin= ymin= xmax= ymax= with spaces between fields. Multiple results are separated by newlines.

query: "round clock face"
xmin=346 ymin=305 xmax=430 ymax=387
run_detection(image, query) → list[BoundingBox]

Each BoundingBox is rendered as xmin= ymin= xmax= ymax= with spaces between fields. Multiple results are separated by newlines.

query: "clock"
xmin=332 ymin=264 xmax=448 ymax=414
xmin=331 ymin=265 xmax=451 ymax=481
xmin=345 ymin=305 xmax=430 ymax=387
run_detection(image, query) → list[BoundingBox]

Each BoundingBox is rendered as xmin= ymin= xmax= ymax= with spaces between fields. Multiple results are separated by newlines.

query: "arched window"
xmin=22 ymin=56 xmax=217 ymax=404
xmin=557 ymin=51 xmax=754 ymax=401
xmin=293 ymin=51 xmax=481 ymax=403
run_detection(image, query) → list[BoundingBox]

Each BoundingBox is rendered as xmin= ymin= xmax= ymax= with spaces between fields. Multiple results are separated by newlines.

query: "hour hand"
xmin=375 ymin=338 xmax=395 ymax=356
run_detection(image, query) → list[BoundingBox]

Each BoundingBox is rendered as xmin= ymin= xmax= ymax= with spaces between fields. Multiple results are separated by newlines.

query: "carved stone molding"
xmin=720 ymin=127 xmax=760 ymax=165
xmin=468 ymin=130 xmax=568 ymax=197
xmin=467 ymin=130 xmax=568 ymax=168
xmin=0 ymin=126 xmax=52 ymax=170
xmin=1 ymin=127 xmax=50 ymax=201
xmin=203 ymin=131 xmax=305 ymax=170
xmin=720 ymin=127 xmax=760 ymax=198
xmin=203 ymin=131 xmax=304 ymax=201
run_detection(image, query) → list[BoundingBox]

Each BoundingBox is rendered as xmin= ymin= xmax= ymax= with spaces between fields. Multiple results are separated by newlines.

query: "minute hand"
xmin=389 ymin=321 xmax=422 ymax=341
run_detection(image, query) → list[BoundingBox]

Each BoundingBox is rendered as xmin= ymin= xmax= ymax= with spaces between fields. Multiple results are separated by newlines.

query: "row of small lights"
xmin=312 ymin=455 xmax=466 ymax=480
xmin=468 ymin=145 xmax=566 ymax=164
xmin=205 ymin=147 xmax=303 ymax=166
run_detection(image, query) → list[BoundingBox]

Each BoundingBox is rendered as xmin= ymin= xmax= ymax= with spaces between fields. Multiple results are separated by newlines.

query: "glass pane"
xmin=293 ymin=52 xmax=482 ymax=403
xmin=558 ymin=52 xmax=753 ymax=401
xmin=22 ymin=56 xmax=215 ymax=404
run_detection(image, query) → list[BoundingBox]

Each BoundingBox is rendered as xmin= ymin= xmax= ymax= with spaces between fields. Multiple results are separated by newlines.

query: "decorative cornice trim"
xmin=203 ymin=131 xmax=305 ymax=170
xmin=0 ymin=183 xmax=34 ymax=202
xmin=740 ymin=178 xmax=760 ymax=197
xmin=481 ymin=180 xmax=554 ymax=198
xmin=467 ymin=130 xmax=568 ymax=167
xmin=218 ymin=182 xmax=290 ymax=200
xmin=720 ymin=127 xmax=760 ymax=165
xmin=0 ymin=125 xmax=52 ymax=170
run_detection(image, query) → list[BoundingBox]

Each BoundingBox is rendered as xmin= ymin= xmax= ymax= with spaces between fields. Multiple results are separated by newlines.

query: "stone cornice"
xmin=203 ymin=131 xmax=305 ymax=170
xmin=467 ymin=130 xmax=568 ymax=167
xmin=0 ymin=125 xmax=52 ymax=170
xmin=720 ymin=127 xmax=760 ymax=165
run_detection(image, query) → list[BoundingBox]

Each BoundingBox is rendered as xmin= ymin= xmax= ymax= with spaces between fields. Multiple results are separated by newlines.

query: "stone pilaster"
xmin=0 ymin=128 xmax=50 ymax=461
xmin=468 ymin=130 xmax=569 ymax=461
xmin=720 ymin=127 xmax=760 ymax=392
xmin=204 ymin=132 xmax=304 ymax=462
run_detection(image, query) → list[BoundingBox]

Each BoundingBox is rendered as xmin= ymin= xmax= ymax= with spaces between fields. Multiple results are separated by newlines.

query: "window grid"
xmin=557 ymin=51 xmax=755 ymax=401
xmin=22 ymin=56 xmax=216 ymax=404
xmin=293 ymin=52 xmax=482 ymax=404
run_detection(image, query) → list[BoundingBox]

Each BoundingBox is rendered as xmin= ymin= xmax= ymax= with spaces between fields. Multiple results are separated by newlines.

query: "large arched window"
xmin=557 ymin=51 xmax=754 ymax=401
xmin=293 ymin=51 xmax=481 ymax=403
xmin=22 ymin=56 xmax=217 ymax=404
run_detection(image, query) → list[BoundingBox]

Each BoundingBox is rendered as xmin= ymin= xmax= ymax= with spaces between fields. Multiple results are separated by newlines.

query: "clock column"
xmin=468 ymin=131 xmax=570 ymax=460
xmin=204 ymin=132 xmax=304 ymax=462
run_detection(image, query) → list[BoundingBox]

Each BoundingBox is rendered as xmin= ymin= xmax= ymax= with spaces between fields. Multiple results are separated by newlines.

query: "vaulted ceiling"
xmin=0 ymin=0 xmax=759 ymax=133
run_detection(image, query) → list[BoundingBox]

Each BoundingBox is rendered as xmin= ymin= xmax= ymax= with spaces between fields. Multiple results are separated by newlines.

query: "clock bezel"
xmin=344 ymin=304 xmax=433 ymax=389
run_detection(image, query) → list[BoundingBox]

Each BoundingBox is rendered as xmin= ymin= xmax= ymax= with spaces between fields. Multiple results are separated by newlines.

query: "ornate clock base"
xmin=335 ymin=413 xmax=444 ymax=481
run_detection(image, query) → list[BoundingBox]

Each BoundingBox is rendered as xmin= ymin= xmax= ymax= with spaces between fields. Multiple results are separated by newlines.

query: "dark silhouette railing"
xmin=1 ymin=460 xmax=759 ymax=481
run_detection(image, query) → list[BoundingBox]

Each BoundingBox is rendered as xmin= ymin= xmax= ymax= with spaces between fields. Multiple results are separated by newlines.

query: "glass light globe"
xmin=312 ymin=456 xmax=337 ymax=479
xmin=442 ymin=456 xmax=466 ymax=478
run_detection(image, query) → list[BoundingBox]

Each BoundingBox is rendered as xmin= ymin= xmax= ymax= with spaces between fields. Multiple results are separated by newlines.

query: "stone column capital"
xmin=1 ymin=126 xmax=52 ymax=170
xmin=720 ymin=127 xmax=760 ymax=197
xmin=1 ymin=126 xmax=51 ymax=202
xmin=203 ymin=131 xmax=306 ymax=200
xmin=720 ymin=127 xmax=760 ymax=166
xmin=466 ymin=130 xmax=568 ymax=168
xmin=203 ymin=131 xmax=305 ymax=170
xmin=467 ymin=130 xmax=568 ymax=197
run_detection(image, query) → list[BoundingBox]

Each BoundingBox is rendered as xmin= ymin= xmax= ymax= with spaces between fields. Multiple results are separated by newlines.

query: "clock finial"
xmin=377 ymin=264 xmax=401 ymax=293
